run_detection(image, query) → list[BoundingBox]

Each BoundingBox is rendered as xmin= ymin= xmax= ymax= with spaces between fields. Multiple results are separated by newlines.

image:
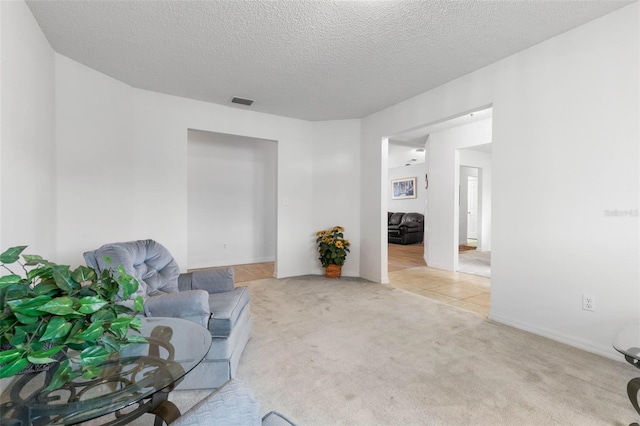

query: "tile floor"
xmin=388 ymin=265 xmax=491 ymax=318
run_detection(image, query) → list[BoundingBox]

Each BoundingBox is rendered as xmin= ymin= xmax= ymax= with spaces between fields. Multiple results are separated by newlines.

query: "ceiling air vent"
xmin=231 ymin=97 xmax=254 ymax=106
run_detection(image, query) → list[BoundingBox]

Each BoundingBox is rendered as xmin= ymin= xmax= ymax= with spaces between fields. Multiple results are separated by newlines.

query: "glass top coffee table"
xmin=1 ymin=317 xmax=212 ymax=425
xmin=614 ymin=321 xmax=640 ymax=426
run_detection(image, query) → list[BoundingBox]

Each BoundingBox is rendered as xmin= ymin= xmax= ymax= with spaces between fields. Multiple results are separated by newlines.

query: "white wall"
xmin=54 ymin=55 xmax=361 ymax=278
xmin=388 ymin=163 xmax=427 ymax=214
xmin=0 ymin=1 xmax=57 ymax=259
xmin=187 ymin=130 xmax=277 ymax=269
xmin=311 ymin=120 xmax=361 ymax=277
xmin=425 ymin=119 xmax=492 ymax=271
xmin=362 ymin=4 xmax=639 ymax=358
xmin=55 ymin=55 xmax=136 ymax=265
xmin=460 ymin=150 xmax=492 ymax=252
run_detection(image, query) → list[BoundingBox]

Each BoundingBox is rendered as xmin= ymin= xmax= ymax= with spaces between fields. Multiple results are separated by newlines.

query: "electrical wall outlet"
xmin=582 ymin=294 xmax=595 ymax=312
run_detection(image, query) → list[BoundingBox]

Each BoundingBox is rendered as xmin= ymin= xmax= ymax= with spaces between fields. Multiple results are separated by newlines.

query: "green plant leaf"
xmin=37 ymin=296 xmax=77 ymax=315
xmin=78 ymin=296 xmax=107 ymax=314
xmin=22 ymin=254 xmax=44 ymax=265
xmin=41 ymin=317 xmax=72 ymax=341
xmin=0 ymin=275 xmax=21 ymax=286
xmin=27 ymin=355 xmax=58 ymax=365
xmin=0 ymin=246 xmax=27 ymax=264
xmin=65 ymin=340 xmax=91 ymax=351
xmin=16 ymin=322 xmax=39 ymax=334
xmin=71 ymin=266 xmax=96 ymax=284
xmin=80 ymin=346 xmax=109 ymax=367
xmin=109 ymin=317 xmax=132 ymax=331
xmin=82 ymin=367 xmax=103 ymax=380
xmin=74 ymin=320 xmax=104 ymax=342
xmin=0 ymin=348 xmax=23 ymax=363
xmin=129 ymin=316 xmax=142 ymax=331
xmin=3 ymin=284 xmax=29 ymax=301
xmin=91 ymin=309 xmax=116 ymax=322
xmin=65 ymin=320 xmax=84 ymax=339
xmin=43 ymin=359 xmax=71 ymax=391
xmin=116 ymin=266 xmax=136 ymax=300
xmin=126 ymin=335 xmax=148 ymax=344
xmin=9 ymin=328 xmax=27 ymax=346
xmin=99 ymin=269 xmax=119 ymax=300
xmin=32 ymin=345 xmax=65 ymax=359
xmin=52 ymin=267 xmax=78 ymax=293
xmin=8 ymin=295 xmax=52 ymax=316
xmin=14 ymin=312 xmax=39 ymax=325
xmin=113 ymin=304 xmax=133 ymax=315
xmin=100 ymin=335 xmax=121 ymax=352
xmin=28 ymin=266 xmax=53 ymax=282
xmin=133 ymin=296 xmax=144 ymax=313
xmin=32 ymin=281 xmax=60 ymax=296
xmin=0 ymin=357 xmax=28 ymax=378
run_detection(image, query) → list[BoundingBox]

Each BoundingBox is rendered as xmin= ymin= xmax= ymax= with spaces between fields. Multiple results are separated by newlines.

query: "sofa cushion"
xmin=208 ymin=286 xmax=250 ymax=337
xmin=401 ymin=212 xmax=424 ymax=224
xmin=389 ymin=212 xmax=405 ymax=225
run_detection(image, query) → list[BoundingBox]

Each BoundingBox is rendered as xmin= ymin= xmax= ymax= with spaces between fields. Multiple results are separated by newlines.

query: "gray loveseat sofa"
xmin=84 ymin=239 xmax=251 ymax=390
xmin=172 ymin=379 xmax=296 ymax=426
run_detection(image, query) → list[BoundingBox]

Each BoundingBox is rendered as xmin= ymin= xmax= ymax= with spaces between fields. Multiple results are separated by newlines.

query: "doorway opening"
xmin=457 ymin=163 xmax=491 ymax=278
xmin=186 ymin=129 xmax=277 ymax=282
xmin=384 ymin=106 xmax=493 ymax=318
xmin=387 ymin=136 xmax=427 ymax=272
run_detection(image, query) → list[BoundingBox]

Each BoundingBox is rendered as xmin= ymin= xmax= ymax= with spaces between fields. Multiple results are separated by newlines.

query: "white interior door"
xmin=467 ymin=176 xmax=478 ymax=239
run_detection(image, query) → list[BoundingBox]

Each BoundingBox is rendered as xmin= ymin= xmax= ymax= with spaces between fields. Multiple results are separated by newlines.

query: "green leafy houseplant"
xmin=315 ymin=226 xmax=351 ymax=267
xmin=0 ymin=245 xmax=146 ymax=391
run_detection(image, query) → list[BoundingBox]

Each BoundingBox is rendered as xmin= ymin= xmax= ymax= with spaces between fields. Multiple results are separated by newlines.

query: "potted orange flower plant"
xmin=315 ymin=226 xmax=351 ymax=278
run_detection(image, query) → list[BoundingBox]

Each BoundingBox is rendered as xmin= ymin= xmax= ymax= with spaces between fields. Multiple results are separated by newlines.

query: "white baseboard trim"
xmin=489 ymin=313 xmax=623 ymax=362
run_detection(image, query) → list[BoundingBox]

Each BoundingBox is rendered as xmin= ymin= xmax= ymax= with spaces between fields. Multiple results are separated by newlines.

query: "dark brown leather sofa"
xmin=388 ymin=212 xmax=424 ymax=245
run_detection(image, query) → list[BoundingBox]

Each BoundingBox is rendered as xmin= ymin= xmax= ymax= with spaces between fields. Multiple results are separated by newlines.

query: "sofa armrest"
xmin=179 ymin=267 xmax=235 ymax=294
xmin=171 ymin=379 xmax=261 ymax=426
xmin=144 ymin=290 xmax=211 ymax=327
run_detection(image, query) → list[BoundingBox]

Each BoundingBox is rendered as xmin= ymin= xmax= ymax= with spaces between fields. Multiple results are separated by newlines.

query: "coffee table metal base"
xmin=104 ymin=385 xmax=181 ymax=426
xmin=624 ymin=354 xmax=640 ymax=426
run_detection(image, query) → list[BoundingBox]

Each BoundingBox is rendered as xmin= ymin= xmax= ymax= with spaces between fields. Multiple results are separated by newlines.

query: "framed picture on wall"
xmin=391 ymin=177 xmax=417 ymax=200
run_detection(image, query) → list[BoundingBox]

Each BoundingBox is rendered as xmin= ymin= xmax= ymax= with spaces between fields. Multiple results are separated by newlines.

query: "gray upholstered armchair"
xmin=83 ymin=239 xmax=251 ymax=390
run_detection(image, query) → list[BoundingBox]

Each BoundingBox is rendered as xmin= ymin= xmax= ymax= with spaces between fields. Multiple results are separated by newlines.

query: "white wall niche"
xmin=187 ymin=129 xmax=277 ymax=270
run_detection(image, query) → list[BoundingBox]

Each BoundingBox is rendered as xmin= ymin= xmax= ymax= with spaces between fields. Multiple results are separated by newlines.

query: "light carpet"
xmin=124 ymin=276 xmax=635 ymax=425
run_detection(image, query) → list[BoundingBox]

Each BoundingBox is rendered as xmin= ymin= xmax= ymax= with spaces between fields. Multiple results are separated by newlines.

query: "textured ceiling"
xmin=26 ymin=0 xmax=633 ymax=121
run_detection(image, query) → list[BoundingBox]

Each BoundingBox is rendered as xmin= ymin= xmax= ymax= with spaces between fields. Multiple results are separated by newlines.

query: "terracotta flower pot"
xmin=325 ymin=264 xmax=342 ymax=279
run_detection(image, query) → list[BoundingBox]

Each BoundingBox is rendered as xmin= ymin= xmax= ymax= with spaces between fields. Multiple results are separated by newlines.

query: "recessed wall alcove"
xmin=187 ymin=129 xmax=277 ymax=270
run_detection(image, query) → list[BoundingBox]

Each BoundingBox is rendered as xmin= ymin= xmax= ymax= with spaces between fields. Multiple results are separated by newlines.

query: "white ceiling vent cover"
xmin=231 ymin=97 xmax=254 ymax=106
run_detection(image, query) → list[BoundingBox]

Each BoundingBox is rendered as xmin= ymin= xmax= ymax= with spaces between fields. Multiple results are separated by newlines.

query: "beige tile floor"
xmin=388 ymin=265 xmax=491 ymax=318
